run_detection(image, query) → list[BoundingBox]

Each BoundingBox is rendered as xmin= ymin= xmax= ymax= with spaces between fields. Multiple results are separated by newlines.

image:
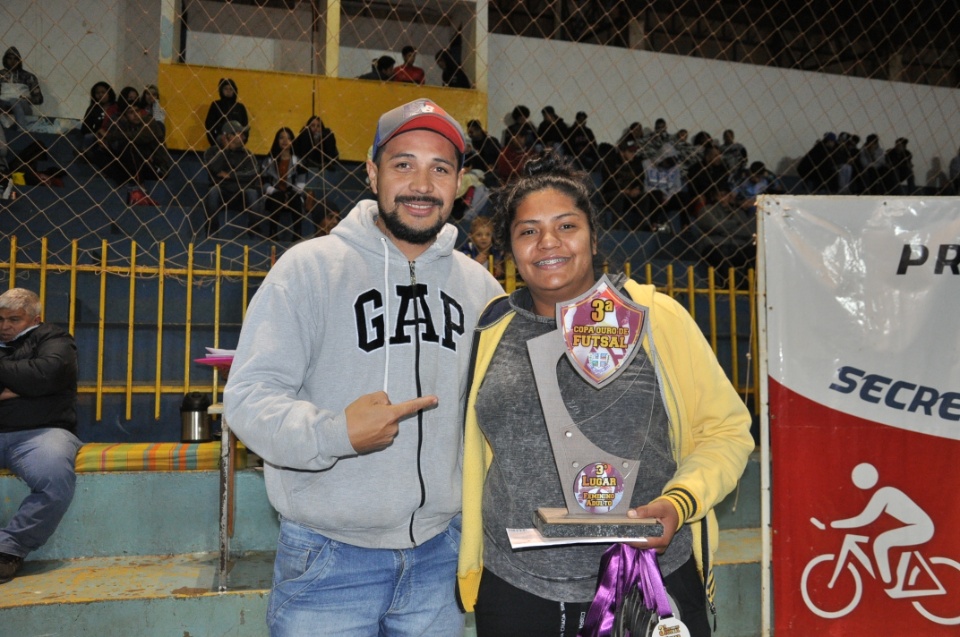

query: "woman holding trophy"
xmin=457 ymin=152 xmax=754 ymax=636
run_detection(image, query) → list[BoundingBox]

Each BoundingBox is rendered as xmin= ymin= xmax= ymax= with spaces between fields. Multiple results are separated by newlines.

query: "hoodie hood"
xmin=3 ymin=47 xmax=22 ymax=71
xmin=217 ymin=78 xmax=238 ymax=103
xmin=331 ymin=199 xmax=459 ymax=266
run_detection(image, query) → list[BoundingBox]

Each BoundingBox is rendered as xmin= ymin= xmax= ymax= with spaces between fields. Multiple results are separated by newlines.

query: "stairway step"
xmin=0 ymin=551 xmax=273 ymax=636
xmin=0 ymin=530 xmax=763 ymax=636
xmin=716 ymin=527 xmax=761 ymax=565
xmin=714 ymin=527 xmax=762 ymax=637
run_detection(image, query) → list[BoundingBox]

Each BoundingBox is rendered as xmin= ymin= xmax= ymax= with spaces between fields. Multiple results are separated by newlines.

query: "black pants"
xmin=474 ymin=555 xmax=710 ymax=637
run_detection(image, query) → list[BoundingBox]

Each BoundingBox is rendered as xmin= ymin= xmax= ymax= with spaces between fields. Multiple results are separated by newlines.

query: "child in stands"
xmin=460 ymin=216 xmax=503 ymax=278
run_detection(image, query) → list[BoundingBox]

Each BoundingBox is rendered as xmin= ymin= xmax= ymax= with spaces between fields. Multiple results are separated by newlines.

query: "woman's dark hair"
xmin=692 ymin=130 xmax=712 ymax=147
xmin=118 ymin=86 xmax=138 ymax=111
xmin=492 ymin=150 xmax=598 ymax=254
xmin=89 ymin=81 xmax=116 ymax=105
xmin=269 ymin=127 xmax=296 ymax=157
xmin=511 ymin=105 xmax=531 ymax=122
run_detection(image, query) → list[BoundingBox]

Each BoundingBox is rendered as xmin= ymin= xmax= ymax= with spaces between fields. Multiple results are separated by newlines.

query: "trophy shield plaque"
xmin=526 ymin=275 xmax=663 ymax=539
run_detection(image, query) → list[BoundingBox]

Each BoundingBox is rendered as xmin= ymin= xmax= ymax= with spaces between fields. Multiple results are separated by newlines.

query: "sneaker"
xmin=0 ymin=552 xmax=23 ymax=583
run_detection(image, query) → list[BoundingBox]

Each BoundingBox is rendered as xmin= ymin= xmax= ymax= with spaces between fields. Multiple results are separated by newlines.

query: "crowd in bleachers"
xmin=458 ymin=106 xmax=788 ymax=272
xmin=3 ymin=44 xmax=960 ymax=272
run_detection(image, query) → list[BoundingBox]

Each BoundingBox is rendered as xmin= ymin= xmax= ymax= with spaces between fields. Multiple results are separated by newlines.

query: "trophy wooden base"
xmin=534 ymin=507 xmax=664 ymax=539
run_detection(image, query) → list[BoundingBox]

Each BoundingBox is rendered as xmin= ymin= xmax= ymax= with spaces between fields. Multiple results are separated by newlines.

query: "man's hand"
xmin=0 ymin=388 xmax=19 ymax=401
xmin=627 ymin=499 xmax=680 ymax=552
xmin=345 ymin=391 xmax=438 ymax=454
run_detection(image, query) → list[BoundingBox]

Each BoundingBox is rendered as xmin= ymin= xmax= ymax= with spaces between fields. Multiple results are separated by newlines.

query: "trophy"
xmin=526 ymin=275 xmax=663 ymax=540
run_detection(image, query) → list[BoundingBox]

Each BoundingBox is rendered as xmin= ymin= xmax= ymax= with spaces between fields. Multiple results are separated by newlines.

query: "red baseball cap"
xmin=373 ymin=99 xmax=466 ymax=163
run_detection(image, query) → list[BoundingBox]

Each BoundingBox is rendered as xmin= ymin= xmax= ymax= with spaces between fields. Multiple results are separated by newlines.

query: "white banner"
xmin=762 ymin=196 xmax=960 ymax=440
xmin=759 ymin=196 xmax=960 ymax=636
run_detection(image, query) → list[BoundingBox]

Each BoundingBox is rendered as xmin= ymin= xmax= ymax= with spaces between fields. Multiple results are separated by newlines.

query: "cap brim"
xmin=382 ymin=116 xmax=465 ymax=155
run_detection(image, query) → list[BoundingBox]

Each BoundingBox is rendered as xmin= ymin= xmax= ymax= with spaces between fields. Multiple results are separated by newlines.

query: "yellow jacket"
xmin=457 ymin=280 xmax=754 ymax=611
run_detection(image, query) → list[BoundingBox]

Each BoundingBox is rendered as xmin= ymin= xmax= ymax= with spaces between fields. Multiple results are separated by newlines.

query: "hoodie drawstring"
xmin=380 ymin=236 xmax=390 ymax=394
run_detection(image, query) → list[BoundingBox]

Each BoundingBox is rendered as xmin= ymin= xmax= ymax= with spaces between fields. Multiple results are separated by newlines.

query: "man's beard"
xmin=377 ymin=196 xmax=447 ymax=245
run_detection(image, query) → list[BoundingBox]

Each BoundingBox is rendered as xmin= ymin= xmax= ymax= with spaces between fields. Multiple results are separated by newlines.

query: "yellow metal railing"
xmin=3 ymin=238 xmax=757 ymax=423
xmin=3 ymin=237 xmax=271 ymax=422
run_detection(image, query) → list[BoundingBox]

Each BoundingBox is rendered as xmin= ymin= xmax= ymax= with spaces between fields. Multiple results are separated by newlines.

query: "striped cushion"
xmin=73 ymin=442 xmax=247 ymax=472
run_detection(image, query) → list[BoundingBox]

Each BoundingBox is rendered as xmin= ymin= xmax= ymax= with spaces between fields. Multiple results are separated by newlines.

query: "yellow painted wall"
xmin=158 ymin=63 xmax=487 ymax=161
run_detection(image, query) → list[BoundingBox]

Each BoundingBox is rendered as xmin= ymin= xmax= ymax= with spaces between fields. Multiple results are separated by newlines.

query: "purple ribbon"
xmin=581 ymin=545 xmax=673 ymax=637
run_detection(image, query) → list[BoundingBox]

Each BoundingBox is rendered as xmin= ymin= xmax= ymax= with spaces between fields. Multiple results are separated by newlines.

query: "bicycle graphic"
xmin=800 ymin=463 xmax=960 ymax=625
xmin=800 ymin=522 xmax=960 ymax=624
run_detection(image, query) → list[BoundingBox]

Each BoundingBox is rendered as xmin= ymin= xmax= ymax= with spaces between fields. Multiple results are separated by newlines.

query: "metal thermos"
xmin=180 ymin=392 xmax=212 ymax=442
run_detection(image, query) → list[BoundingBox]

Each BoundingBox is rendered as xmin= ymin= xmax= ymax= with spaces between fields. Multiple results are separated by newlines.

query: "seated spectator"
xmin=566 ymin=111 xmax=599 ymax=172
xmin=950 ymin=146 xmax=960 ymax=195
xmin=691 ymin=187 xmax=756 ymax=277
xmin=357 ymin=56 xmax=395 ymax=81
xmin=857 ymin=134 xmax=894 ymax=194
xmin=92 ymin=85 xmax=143 ymax=144
xmin=673 ymin=129 xmax=696 ymax=174
xmin=797 ymin=132 xmax=840 ymax=194
xmin=691 ymin=130 xmax=714 ymax=163
xmin=537 ymin=106 xmax=569 ymax=154
xmin=604 ymin=138 xmax=646 ymax=230
xmin=391 ymin=46 xmax=425 ymax=85
xmin=687 ymin=142 xmax=731 ymax=201
xmin=103 ymin=103 xmax=170 ymax=205
xmin=0 ymin=288 xmax=82 ymax=585
xmin=734 ymin=161 xmax=784 ymax=212
xmin=720 ymin=129 xmax=748 ymax=176
xmin=202 ymin=120 xmax=263 ymax=235
xmin=204 ymin=78 xmax=249 ymax=147
xmin=460 ymin=216 xmax=503 ymax=278
xmin=465 ymin=119 xmax=501 ymax=179
xmin=435 ymin=49 xmax=470 ymax=88
xmin=80 ymin=82 xmax=117 ymax=155
xmin=642 ymin=145 xmax=685 ymax=232
xmin=836 ymin=132 xmax=860 ymax=194
xmin=137 ymin=84 xmax=167 ymax=140
xmin=640 ymin=117 xmax=670 ymax=160
xmin=104 ymin=104 xmax=173 ymax=196
xmin=502 ymin=105 xmax=537 ymax=151
xmin=886 ymin=137 xmax=915 ymax=195
xmin=258 ymin=127 xmax=306 ymax=241
xmin=293 ymin=115 xmax=340 ymax=211
xmin=0 ymin=47 xmax=43 ymax=129
xmin=495 ymin=129 xmax=532 ymax=185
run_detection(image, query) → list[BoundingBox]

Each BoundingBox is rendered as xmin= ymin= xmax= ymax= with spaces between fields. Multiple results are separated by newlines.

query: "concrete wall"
xmin=1 ymin=0 xmax=159 ymax=121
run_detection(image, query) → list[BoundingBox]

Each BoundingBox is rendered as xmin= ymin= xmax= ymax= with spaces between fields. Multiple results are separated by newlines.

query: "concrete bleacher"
xmin=0 ymin=450 xmax=762 ymax=636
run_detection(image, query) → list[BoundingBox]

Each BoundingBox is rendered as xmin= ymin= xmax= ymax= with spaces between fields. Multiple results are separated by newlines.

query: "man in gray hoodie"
xmin=224 ymin=99 xmax=503 ymax=636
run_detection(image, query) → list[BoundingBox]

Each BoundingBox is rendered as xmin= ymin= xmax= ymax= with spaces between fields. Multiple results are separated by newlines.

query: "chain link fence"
xmin=1 ymin=0 xmax=958 ymax=278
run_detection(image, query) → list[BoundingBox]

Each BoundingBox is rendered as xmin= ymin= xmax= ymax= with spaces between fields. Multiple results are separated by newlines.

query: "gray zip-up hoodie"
xmin=224 ymin=200 xmax=503 ymax=548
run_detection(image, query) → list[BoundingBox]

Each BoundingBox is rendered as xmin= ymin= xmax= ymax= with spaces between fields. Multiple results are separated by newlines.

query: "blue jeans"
xmin=267 ymin=515 xmax=464 ymax=637
xmin=0 ymin=428 xmax=83 ymax=558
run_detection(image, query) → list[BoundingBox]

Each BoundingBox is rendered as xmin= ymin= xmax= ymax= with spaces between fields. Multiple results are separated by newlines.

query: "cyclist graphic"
xmin=830 ymin=462 xmax=934 ymax=588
